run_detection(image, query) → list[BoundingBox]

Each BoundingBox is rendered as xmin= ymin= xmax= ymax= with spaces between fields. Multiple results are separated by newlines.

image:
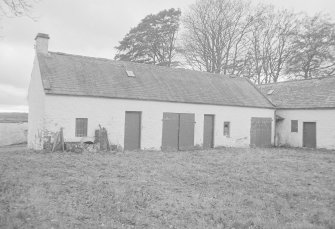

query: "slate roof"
xmin=259 ymin=77 xmax=335 ymax=109
xmin=37 ymin=52 xmax=274 ymax=108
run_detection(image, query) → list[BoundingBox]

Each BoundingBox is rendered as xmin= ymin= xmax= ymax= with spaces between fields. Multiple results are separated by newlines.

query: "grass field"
xmin=0 ymin=113 xmax=28 ymax=123
xmin=0 ymin=146 xmax=334 ymax=229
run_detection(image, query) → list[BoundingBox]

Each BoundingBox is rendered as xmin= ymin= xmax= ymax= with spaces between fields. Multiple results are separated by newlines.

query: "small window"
xmin=224 ymin=122 xmax=230 ymax=137
xmin=291 ymin=120 xmax=298 ymax=132
xmin=76 ymin=118 xmax=88 ymax=137
xmin=126 ymin=70 xmax=135 ymax=77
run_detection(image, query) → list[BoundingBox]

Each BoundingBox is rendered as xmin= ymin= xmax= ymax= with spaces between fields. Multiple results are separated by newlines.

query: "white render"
xmin=35 ymin=34 xmax=49 ymax=54
xmin=276 ymin=109 xmax=335 ymax=150
xmin=41 ymin=94 xmax=275 ymax=150
xmin=28 ymin=56 xmax=46 ymax=149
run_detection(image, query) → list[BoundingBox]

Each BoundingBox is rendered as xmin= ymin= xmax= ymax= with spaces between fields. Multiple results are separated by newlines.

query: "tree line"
xmin=115 ymin=0 xmax=335 ymax=84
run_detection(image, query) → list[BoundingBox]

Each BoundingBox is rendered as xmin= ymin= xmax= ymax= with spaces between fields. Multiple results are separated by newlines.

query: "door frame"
xmin=124 ymin=111 xmax=142 ymax=150
xmin=203 ymin=114 xmax=215 ymax=148
xmin=302 ymin=121 xmax=317 ymax=148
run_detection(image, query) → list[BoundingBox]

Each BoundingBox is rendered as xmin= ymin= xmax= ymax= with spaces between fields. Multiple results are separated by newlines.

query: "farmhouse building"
xmin=28 ymin=33 xmax=275 ymax=150
xmin=260 ymin=78 xmax=335 ymax=150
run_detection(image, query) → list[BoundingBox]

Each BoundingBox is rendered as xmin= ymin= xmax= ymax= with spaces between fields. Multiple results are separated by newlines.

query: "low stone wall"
xmin=0 ymin=122 xmax=28 ymax=146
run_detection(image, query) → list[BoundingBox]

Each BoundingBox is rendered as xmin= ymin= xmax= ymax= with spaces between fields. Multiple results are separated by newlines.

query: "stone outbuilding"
xmin=260 ymin=77 xmax=335 ymax=150
xmin=28 ymin=33 xmax=275 ymax=150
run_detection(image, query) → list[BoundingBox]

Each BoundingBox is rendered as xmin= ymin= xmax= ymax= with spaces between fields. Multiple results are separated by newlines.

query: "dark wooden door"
xmin=124 ymin=111 xmax=141 ymax=151
xmin=250 ymin=117 xmax=272 ymax=147
xmin=162 ymin=113 xmax=179 ymax=151
xmin=303 ymin=122 xmax=316 ymax=148
xmin=178 ymin=113 xmax=195 ymax=151
xmin=203 ymin=115 xmax=214 ymax=148
xmin=162 ymin=112 xmax=195 ymax=151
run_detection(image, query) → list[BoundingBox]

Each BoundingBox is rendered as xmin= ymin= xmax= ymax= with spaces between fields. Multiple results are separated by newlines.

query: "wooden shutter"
xmin=76 ymin=118 xmax=88 ymax=137
xmin=178 ymin=113 xmax=195 ymax=151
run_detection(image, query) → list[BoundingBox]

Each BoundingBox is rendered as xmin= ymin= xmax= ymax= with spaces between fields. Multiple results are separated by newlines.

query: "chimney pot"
xmin=35 ymin=33 xmax=49 ymax=54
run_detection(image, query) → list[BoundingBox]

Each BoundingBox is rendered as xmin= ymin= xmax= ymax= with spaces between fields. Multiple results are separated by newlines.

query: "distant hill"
xmin=0 ymin=113 xmax=28 ymax=123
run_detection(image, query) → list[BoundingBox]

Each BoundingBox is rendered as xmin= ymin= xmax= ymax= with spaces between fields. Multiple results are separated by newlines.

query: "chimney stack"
xmin=35 ymin=33 xmax=49 ymax=54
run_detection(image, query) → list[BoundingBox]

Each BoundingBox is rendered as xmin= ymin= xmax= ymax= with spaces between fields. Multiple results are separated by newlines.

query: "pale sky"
xmin=0 ymin=0 xmax=334 ymax=112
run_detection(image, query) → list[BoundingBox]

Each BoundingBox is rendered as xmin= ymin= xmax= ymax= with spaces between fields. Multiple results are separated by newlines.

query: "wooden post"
xmin=60 ymin=128 xmax=64 ymax=152
xmin=52 ymin=131 xmax=60 ymax=152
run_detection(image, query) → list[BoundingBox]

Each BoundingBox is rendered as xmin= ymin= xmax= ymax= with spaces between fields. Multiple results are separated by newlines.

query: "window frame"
xmin=291 ymin=120 xmax=298 ymax=133
xmin=75 ymin=118 xmax=88 ymax=137
xmin=223 ymin=121 xmax=230 ymax=137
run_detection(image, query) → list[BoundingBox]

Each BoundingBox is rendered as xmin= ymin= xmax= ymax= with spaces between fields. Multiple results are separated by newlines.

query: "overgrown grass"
xmin=0 ymin=146 xmax=334 ymax=228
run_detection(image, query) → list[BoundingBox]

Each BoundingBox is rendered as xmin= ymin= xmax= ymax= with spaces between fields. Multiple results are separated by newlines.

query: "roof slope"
xmin=0 ymin=113 xmax=28 ymax=123
xmin=259 ymin=77 xmax=335 ymax=109
xmin=37 ymin=52 xmax=273 ymax=108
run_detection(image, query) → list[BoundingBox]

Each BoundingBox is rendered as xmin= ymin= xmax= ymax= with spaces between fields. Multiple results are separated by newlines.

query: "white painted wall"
xmin=276 ymin=109 xmax=335 ymax=150
xmin=27 ymin=57 xmax=46 ymax=150
xmin=0 ymin=122 xmax=28 ymax=146
xmin=41 ymin=94 xmax=275 ymax=150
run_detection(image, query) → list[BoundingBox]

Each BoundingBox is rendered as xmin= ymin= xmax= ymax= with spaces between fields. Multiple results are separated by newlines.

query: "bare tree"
xmin=181 ymin=0 xmax=335 ymax=85
xmin=0 ymin=0 xmax=35 ymax=17
xmin=244 ymin=6 xmax=297 ymax=84
xmin=245 ymin=11 xmax=335 ymax=83
xmin=181 ymin=0 xmax=255 ymax=74
xmin=180 ymin=0 xmax=298 ymax=84
xmin=242 ymin=6 xmax=267 ymax=84
xmin=286 ymin=14 xmax=335 ymax=79
xmin=267 ymin=10 xmax=297 ymax=82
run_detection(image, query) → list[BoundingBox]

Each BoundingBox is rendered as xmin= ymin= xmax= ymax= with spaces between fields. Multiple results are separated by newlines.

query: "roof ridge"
xmin=260 ymin=76 xmax=335 ymax=86
xmin=48 ymin=51 xmax=113 ymax=62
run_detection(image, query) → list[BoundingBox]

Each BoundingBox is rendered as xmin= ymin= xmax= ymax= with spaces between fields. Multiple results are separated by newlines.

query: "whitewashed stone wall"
xmin=42 ymin=94 xmax=275 ymax=150
xmin=27 ymin=57 xmax=46 ymax=150
xmin=276 ymin=109 xmax=335 ymax=150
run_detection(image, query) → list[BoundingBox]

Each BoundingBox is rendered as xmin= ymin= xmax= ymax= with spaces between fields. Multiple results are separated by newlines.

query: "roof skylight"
xmin=126 ymin=70 xmax=135 ymax=77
